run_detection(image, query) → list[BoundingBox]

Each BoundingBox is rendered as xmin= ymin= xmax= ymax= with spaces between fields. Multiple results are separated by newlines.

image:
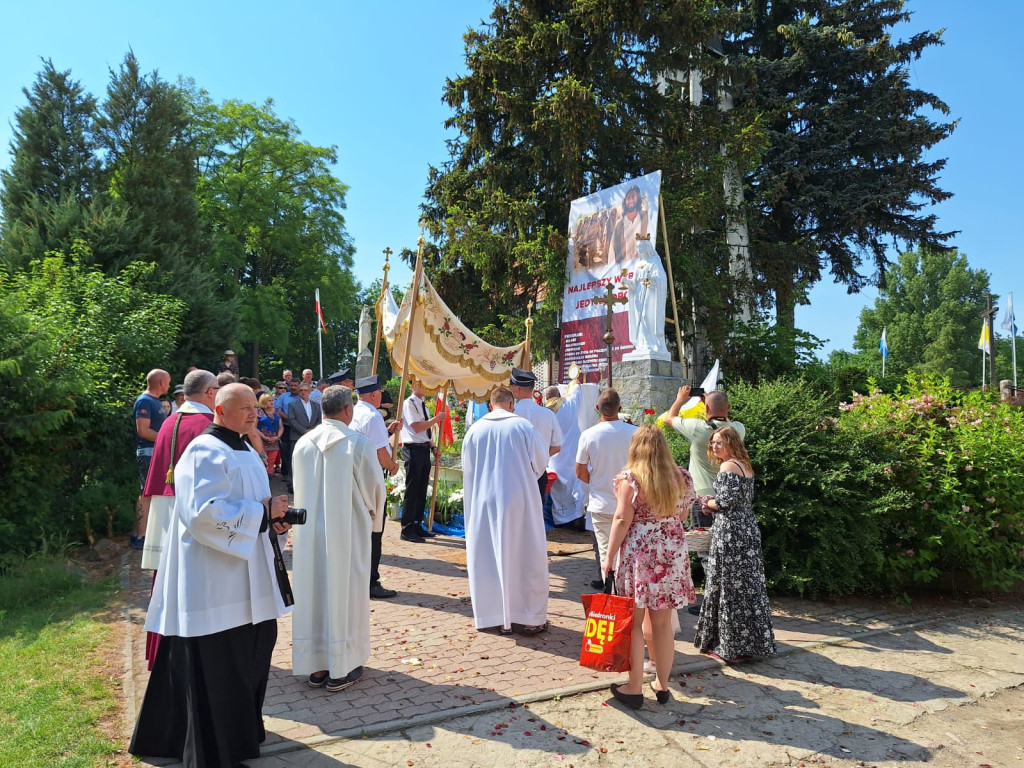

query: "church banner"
xmin=559 ymin=171 xmax=662 ymax=380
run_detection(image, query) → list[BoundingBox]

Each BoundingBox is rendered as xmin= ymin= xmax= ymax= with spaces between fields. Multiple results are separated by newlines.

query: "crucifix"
xmin=593 ymin=282 xmax=627 ymax=387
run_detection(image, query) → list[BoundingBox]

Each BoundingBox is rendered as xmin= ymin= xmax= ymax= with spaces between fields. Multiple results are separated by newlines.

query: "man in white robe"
xmin=291 ymin=385 xmax=386 ymax=691
xmin=543 ymin=380 xmax=585 ymax=526
xmin=463 ymin=386 xmax=550 ymax=635
xmin=131 ymin=384 xmax=294 ymax=768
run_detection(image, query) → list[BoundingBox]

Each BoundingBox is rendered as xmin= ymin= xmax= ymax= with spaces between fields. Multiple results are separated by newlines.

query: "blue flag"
xmin=1000 ymin=292 xmax=1018 ymax=336
xmin=879 ymin=328 xmax=888 ymax=361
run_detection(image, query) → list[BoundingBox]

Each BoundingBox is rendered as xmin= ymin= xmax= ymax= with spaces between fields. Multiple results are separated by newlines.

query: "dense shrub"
xmin=0 ymin=251 xmax=184 ymax=563
xmin=838 ymin=376 xmax=1024 ymax=591
xmin=727 ymin=378 xmax=887 ymax=598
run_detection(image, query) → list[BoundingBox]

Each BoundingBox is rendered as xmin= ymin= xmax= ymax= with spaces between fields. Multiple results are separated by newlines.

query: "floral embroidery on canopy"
xmin=382 ymin=273 xmax=528 ymax=400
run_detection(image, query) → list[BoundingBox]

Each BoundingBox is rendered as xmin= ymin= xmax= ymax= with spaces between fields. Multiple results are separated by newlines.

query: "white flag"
xmin=1000 ymin=293 xmax=1018 ymax=336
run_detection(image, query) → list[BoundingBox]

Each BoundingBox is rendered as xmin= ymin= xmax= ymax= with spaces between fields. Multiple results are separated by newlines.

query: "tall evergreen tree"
xmin=423 ymin=0 xmax=746 ymax=355
xmin=94 ymin=53 xmax=236 ymax=369
xmin=426 ymin=0 xmax=954 ymax=369
xmin=731 ymin=0 xmax=956 ymax=357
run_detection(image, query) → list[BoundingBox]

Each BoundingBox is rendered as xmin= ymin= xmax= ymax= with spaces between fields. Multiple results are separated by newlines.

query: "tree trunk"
xmin=774 ymin=277 xmax=796 ymax=366
xmin=251 ymin=338 xmax=260 ymax=379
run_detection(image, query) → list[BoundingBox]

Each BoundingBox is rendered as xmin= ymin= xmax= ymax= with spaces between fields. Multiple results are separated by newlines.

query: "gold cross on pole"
xmin=593 ymin=282 xmax=627 ymax=387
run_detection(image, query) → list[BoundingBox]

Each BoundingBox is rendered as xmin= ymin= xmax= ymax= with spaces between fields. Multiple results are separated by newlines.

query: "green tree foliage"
xmin=94 ymin=54 xmax=236 ymax=370
xmin=732 ymin=0 xmax=955 ymax=353
xmin=0 ymin=248 xmax=185 ymax=559
xmin=0 ymin=59 xmax=137 ymax=271
xmin=189 ymin=92 xmax=359 ymax=377
xmin=423 ymin=0 xmax=746 ymax=354
xmin=850 ymin=249 xmax=990 ymax=386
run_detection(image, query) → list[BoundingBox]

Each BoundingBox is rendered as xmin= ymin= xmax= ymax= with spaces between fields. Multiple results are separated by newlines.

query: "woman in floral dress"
xmin=694 ymin=426 xmax=776 ymax=662
xmin=602 ymin=425 xmax=696 ymax=709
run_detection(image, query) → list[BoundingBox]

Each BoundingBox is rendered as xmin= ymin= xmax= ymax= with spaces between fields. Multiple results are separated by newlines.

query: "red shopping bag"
xmin=579 ymin=591 xmax=635 ymax=672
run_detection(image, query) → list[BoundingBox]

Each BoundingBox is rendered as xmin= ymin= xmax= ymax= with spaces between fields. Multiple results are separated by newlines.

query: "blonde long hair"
xmin=625 ymin=424 xmax=685 ymax=518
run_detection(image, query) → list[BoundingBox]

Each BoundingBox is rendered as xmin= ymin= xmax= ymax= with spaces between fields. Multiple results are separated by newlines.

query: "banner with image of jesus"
xmin=559 ymin=171 xmax=662 ymax=380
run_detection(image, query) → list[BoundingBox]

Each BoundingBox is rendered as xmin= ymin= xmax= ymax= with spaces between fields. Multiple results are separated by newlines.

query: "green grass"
xmin=0 ymin=558 xmax=122 ymax=768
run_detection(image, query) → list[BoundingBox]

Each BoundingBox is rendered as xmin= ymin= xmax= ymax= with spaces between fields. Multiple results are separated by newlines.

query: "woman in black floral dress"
xmin=693 ymin=426 xmax=776 ymax=662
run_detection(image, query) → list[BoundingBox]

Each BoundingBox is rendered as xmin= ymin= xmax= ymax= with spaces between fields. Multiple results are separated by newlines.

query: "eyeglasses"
xmin=275 ymin=386 xmax=285 ymax=390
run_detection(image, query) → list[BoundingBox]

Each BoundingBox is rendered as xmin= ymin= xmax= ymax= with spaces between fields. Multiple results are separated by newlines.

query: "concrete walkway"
xmin=123 ymin=518 xmax=1024 ymax=767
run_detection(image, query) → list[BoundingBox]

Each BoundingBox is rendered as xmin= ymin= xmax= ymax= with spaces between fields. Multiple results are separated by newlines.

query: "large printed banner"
xmin=559 ymin=171 xmax=662 ymax=379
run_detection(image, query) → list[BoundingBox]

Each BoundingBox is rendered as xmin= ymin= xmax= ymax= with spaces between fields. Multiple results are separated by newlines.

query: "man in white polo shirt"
xmin=350 ymin=375 xmax=401 ymax=599
xmin=576 ymin=388 xmax=637 ymax=588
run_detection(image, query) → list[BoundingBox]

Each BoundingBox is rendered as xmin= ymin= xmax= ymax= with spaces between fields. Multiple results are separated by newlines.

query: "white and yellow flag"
xmin=384 ymin=273 xmax=528 ymax=400
xmin=978 ymin=321 xmax=992 ymax=355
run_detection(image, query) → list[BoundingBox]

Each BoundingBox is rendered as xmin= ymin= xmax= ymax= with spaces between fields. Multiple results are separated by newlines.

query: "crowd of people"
xmin=128 ymin=355 xmax=776 ymax=767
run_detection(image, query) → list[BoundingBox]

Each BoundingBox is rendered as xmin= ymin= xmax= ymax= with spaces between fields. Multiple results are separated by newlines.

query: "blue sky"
xmin=0 ymin=1 xmax=1019 ymax=355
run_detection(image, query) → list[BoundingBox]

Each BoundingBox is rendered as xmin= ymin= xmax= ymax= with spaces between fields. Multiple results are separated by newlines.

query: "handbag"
xmin=579 ymin=580 xmax=635 ymax=673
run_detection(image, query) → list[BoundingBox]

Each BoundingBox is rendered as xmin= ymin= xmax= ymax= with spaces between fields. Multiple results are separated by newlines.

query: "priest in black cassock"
xmin=130 ymin=383 xmax=294 ymax=768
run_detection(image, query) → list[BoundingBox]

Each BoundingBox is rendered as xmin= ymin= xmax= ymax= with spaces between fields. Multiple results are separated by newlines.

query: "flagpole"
xmin=426 ymin=380 xmax=451 ymax=532
xmin=316 ymin=288 xmax=324 ymax=380
xmin=1010 ymin=292 xmax=1018 ymax=388
xmin=373 ymin=247 xmax=392 ymax=376
xmin=391 ymin=229 xmax=426 ymax=462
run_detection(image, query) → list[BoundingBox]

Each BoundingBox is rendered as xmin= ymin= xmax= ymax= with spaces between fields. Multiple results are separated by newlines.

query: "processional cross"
xmin=593 ymin=282 xmax=627 ymax=387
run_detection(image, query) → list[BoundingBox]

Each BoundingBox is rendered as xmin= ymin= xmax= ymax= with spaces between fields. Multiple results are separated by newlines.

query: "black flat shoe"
xmin=610 ymin=683 xmax=643 ymax=710
xmin=650 ymin=681 xmax=670 ymax=704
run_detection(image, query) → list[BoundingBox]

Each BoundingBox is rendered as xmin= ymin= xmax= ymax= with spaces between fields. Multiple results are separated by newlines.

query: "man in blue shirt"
xmin=276 ymin=378 xmax=300 ymax=482
xmin=133 ymin=369 xmax=170 ymax=549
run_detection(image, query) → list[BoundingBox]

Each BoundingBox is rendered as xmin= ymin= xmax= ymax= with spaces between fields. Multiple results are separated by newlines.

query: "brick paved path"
xmin=124 ymin=513 xmax=959 ymax=761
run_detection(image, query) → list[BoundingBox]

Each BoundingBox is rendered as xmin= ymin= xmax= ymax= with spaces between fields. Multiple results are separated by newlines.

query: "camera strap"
xmin=268 ymin=529 xmax=294 ymax=607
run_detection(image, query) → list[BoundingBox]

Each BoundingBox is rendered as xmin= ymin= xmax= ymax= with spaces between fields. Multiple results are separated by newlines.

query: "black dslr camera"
xmin=281 ymin=507 xmax=307 ymax=526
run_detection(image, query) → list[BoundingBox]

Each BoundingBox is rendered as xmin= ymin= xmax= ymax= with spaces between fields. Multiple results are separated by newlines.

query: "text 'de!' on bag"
xmin=579 ymin=592 xmax=634 ymax=672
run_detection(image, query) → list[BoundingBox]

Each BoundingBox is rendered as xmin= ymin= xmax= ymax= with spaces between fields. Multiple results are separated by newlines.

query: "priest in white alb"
xmin=290 ymin=385 xmax=386 ymax=692
xmin=543 ymin=377 xmax=585 ymax=526
xmin=130 ymin=383 xmax=294 ymax=768
xmin=462 ymin=385 xmax=550 ymax=636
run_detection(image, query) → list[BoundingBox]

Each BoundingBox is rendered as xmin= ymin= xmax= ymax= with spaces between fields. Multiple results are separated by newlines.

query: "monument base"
xmin=355 ymin=350 xmax=374 ymax=382
xmin=622 ymin=349 xmax=671 ymax=362
xmin=612 ymin=358 xmax=686 ymax=418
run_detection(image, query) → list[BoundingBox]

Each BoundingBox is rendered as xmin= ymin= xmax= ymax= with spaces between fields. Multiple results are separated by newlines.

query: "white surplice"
xmin=547 ymin=383 xmax=585 ymax=524
xmin=145 ymin=433 xmax=291 ymax=638
xmin=462 ymin=409 xmax=550 ymax=629
xmin=290 ymin=418 xmax=386 ymax=677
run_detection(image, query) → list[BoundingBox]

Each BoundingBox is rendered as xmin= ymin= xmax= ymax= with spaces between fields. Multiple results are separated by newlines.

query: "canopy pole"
xmin=658 ymin=193 xmax=685 ymax=365
xmin=372 ymin=247 xmax=392 ymax=375
xmin=426 ymin=379 xmax=451 ymax=532
xmin=391 ymin=231 xmax=426 ymax=461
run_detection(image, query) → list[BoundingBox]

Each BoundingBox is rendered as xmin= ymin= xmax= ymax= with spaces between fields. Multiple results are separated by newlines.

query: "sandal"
xmin=518 ymin=623 xmax=548 ymax=636
xmin=500 ymin=626 xmax=514 ymax=635
xmin=307 ymin=671 xmax=329 ymax=688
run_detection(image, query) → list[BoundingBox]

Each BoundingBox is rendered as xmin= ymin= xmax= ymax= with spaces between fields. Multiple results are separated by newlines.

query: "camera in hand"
xmin=281 ymin=507 xmax=307 ymax=526
xmin=690 ymin=387 xmax=705 ymax=396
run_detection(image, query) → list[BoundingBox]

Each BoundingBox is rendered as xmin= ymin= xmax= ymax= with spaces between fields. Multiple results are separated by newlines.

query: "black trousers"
xmin=371 ymin=515 xmax=386 ymax=587
xmin=280 ymin=426 xmax=293 ymax=477
xmin=131 ymin=619 xmax=277 ymax=767
xmin=401 ymin=444 xmax=432 ymax=530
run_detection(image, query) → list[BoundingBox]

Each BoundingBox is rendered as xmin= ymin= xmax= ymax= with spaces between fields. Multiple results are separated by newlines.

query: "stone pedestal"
xmin=355 ymin=350 xmax=374 ymax=381
xmin=612 ymin=358 xmax=686 ymax=418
